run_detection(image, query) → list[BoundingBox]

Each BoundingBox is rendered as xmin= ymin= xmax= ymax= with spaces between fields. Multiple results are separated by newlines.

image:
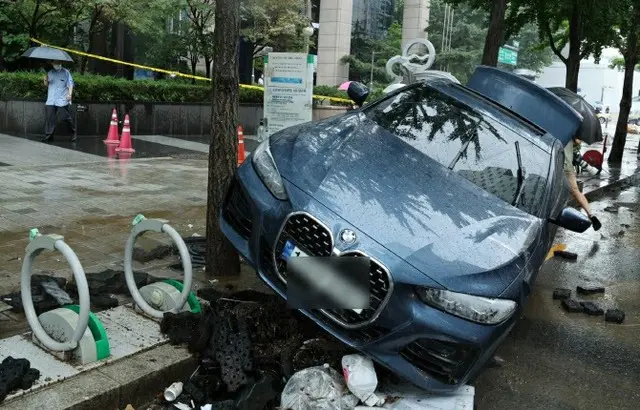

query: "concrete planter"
xmin=0 ymin=100 xmax=347 ymax=137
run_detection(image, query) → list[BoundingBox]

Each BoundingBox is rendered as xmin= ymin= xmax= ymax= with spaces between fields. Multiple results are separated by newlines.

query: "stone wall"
xmin=0 ymin=101 xmax=346 ymax=137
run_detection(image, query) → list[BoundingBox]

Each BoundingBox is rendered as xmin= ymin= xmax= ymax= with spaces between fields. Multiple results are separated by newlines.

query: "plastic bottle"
xmin=341 ymin=354 xmax=385 ymax=407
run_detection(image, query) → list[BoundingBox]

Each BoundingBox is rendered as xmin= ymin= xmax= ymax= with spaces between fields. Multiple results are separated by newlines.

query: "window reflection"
xmin=364 ymin=84 xmax=550 ymax=216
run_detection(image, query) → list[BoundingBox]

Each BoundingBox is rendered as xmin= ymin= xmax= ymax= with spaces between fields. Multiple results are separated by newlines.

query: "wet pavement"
xmin=576 ymin=133 xmax=640 ymax=195
xmin=19 ymin=134 xmax=209 ymax=161
xmin=475 ymin=186 xmax=640 ymax=409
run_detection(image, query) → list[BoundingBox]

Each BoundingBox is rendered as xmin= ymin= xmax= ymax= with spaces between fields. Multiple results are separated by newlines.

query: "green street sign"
xmin=498 ymin=47 xmax=518 ymax=66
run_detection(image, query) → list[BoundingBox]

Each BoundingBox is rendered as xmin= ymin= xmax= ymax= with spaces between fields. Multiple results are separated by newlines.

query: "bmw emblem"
xmin=339 ymin=229 xmax=357 ymax=244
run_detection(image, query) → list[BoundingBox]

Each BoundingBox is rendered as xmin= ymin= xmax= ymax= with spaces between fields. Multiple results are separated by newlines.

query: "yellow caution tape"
xmin=30 ymin=38 xmax=353 ymax=104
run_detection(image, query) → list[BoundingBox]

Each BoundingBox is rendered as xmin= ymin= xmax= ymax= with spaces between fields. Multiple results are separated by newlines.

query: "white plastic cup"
xmin=164 ymin=381 xmax=183 ymax=402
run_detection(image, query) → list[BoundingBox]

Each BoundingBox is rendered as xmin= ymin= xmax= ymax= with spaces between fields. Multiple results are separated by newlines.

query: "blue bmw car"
xmin=220 ymin=68 xmax=592 ymax=392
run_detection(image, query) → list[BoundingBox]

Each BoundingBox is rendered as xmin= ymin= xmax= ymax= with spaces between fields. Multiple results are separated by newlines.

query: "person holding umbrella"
xmin=42 ymin=59 xmax=76 ymax=142
xmin=548 ymin=87 xmax=603 ymax=231
xmin=21 ymin=45 xmax=77 ymax=142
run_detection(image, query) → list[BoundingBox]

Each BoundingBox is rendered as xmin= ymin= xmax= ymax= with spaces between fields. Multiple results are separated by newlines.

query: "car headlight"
xmin=416 ymin=287 xmax=516 ymax=325
xmin=252 ymin=139 xmax=288 ymax=200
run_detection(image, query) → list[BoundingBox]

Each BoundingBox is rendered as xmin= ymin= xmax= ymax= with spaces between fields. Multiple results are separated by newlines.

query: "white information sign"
xmin=263 ymin=53 xmax=314 ymax=137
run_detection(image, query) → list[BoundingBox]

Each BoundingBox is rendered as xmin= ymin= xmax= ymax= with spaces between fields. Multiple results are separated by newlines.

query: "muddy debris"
xmin=561 ymin=299 xmax=584 ymax=313
xmin=554 ymin=250 xmax=578 ymax=260
xmin=576 ymin=285 xmax=606 ymax=295
xmin=155 ymin=290 xmax=352 ymax=409
xmin=1 ymin=275 xmax=71 ymax=314
xmin=605 ymin=309 xmax=626 ymax=324
xmin=580 ymin=301 xmax=604 ymax=316
xmin=553 ymin=288 xmax=571 ymax=300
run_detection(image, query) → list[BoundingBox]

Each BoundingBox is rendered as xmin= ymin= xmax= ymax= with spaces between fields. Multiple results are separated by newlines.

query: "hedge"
xmin=0 ymin=72 xmax=357 ymax=105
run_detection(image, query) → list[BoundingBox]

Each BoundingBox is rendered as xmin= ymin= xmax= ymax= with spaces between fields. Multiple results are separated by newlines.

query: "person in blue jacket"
xmin=42 ymin=60 xmax=76 ymax=143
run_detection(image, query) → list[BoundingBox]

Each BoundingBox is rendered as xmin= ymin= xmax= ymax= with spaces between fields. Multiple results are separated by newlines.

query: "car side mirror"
xmin=549 ymin=207 xmax=592 ymax=233
xmin=347 ymin=82 xmax=370 ymax=107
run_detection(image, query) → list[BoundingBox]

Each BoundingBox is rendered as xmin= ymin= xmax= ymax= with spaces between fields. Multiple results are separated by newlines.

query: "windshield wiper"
xmin=512 ymin=141 xmax=526 ymax=206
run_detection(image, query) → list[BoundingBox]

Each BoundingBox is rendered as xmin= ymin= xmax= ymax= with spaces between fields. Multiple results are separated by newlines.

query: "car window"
xmin=363 ymin=84 xmax=550 ymax=216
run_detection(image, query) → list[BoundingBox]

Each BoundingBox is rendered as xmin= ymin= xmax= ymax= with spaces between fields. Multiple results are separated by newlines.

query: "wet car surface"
xmin=221 ymin=77 xmax=593 ymax=392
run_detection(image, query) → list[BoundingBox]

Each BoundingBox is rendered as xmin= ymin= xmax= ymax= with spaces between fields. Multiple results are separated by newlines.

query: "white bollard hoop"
xmin=124 ymin=218 xmax=193 ymax=319
xmin=21 ymin=234 xmax=90 ymax=352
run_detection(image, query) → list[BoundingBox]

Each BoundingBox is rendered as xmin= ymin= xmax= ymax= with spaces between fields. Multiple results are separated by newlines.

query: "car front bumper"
xmin=220 ymin=162 xmax=519 ymax=393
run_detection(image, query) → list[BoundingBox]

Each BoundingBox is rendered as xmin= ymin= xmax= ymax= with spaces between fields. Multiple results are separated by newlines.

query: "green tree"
xmin=240 ymin=0 xmax=308 ymax=57
xmin=428 ymin=0 xmax=487 ymax=83
xmin=207 ymin=0 xmax=240 ymax=277
xmin=513 ymin=23 xmax=554 ymax=72
xmin=507 ymin=0 xmax=618 ymax=91
xmin=184 ymin=0 xmax=215 ymax=77
xmin=342 ymin=20 xmax=403 ymax=84
xmin=608 ymin=0 xmax=640 ymax=163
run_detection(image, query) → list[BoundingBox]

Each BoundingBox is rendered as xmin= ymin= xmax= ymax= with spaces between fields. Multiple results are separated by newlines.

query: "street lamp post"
xmin=303 ymin=0 xmax=313 ymax=54
xmin=370 ymin=51 xmax=379 ymax=87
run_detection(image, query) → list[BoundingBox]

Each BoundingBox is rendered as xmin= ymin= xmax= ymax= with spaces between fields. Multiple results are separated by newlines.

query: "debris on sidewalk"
xmin=604 ymin=206 xmax=619 ymax=213
xmin=0 ymin=357 xmax=40 ymax=403
xmin=1 ymin=275 xmax=72 ymax=314
xmin=553 ymin=288 xmax=571 ymax=300
xmin=576 ymin=285 xmax=606 ymax=295
xmin=580 ymin=301 xmax=604 ymax=316
xmin=132 ymin=244 xmax=173 ymax=263
xmin=561 ymin=299 xmax=584 ymax=313
xmin=280 ymin=364 xmax=357 ymax=410
xmin=554 ymin=250 xmax=578 ymax=260
xmin=605 ymin=309 xmax=626 ymax=324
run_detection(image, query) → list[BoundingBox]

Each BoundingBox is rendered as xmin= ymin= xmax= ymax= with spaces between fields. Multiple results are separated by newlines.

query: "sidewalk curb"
xmin=582 ymin=171 xmax=640 ymax=203
xmin=1 ymin=343 xmax=197 ymax=410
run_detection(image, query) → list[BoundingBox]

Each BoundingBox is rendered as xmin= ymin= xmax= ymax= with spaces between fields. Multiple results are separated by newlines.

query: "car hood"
xmin=270 ymin=114 xmax=542 ymax=294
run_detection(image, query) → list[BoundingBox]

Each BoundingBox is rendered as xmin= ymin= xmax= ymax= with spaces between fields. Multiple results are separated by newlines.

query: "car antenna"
xmin=512 ymin=141 xmax=526 ymax=206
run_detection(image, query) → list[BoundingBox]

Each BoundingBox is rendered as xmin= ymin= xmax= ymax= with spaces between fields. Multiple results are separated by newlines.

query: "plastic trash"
xmin=280 ymin=364 xmax=358 ymax=410
xmin=342 ymin=354 xmax=385 ymax=407
xmin=164 ymin=381 xmax=184 ymax=401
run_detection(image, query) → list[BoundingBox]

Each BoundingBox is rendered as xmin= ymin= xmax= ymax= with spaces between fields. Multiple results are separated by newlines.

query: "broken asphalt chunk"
xmin=576 ymin=285 xmax=605 ymax=295
xmin=555 ymin=250 xmax=578 ymax=260
xmin=553 ymin=288 xmax=571 ymax=300
xmin=561 ymin=299 xmax=584 ymax=313
xmin=605 ymin=309 xmax=625 ymax=324
xmin=604 ymin=206 xmax=619 ymax=213
xmin=580 ymin=301 xmax=604 ymax=316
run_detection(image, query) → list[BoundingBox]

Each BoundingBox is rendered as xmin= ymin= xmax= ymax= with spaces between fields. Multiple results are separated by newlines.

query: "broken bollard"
xmin=605 ymin=309 xmax=625 ymax=324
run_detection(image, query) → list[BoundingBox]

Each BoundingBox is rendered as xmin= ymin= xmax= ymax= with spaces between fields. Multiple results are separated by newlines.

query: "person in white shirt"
xmin=42 ymin=60 xmax=76 ymax=143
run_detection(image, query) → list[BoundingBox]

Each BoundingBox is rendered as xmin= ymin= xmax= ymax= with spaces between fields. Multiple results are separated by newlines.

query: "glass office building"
xmin=352 ymin=0 xmax=396 ymax=40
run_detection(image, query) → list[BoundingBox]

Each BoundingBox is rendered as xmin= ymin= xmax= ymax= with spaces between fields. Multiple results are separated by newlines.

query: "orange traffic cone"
xmin=116 ymin=115 xmax=135 ymax=153
xmin=237 ymin=125 xmax=245 ymax=166
xmin=104 ymin=109 xmax=120 ymax=145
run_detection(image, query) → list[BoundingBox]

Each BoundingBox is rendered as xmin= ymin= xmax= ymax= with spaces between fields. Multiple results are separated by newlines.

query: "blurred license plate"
xmin=282 ymin=240 xmax=363 ymax=314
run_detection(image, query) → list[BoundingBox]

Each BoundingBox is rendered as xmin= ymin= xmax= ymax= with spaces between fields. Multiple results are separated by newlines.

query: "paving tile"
xmin=12 ymin=208 xmax=37 ymax=215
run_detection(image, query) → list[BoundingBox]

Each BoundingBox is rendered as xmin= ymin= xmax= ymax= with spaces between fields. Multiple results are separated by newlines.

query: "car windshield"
xmin=362 ymin=84 xmax=550 ymax=216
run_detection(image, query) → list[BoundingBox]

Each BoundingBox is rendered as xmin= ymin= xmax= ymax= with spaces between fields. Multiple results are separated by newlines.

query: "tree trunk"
xmin=610 ymin=30 xmax=640 ymax=163
xmin=481 ymin=0 xmax=508 ymax=66
xmin=205 ymin=56 xmax=212 ymax=78
xmin=564 ymin=1 xmax=582 ymax=92
xmin=0 ymin=31 xmax=4 ymax=72
xmin=206 ymin=0 xmax=240 ymax=277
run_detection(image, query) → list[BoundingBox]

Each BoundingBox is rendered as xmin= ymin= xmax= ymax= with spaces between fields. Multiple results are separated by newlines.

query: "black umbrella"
xmin=547 ymin=87 xmax=603 ymax=145
xmin=22 ymin=46 xmax=73 ymax=62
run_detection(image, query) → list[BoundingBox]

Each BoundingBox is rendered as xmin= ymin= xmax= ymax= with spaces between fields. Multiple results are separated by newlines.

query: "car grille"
xmin=222 ymin=179 xmax=253 ymax=240
xmin=273 ymin=213 xmax=392 ymax=328
xmin=400 ymin=338 xmax=477 ymax=385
